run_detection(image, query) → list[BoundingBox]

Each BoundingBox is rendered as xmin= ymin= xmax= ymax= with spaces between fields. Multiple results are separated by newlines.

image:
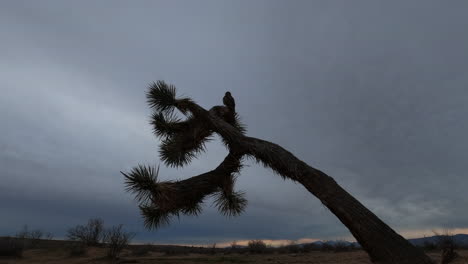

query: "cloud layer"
xmin=1 ymin=0 xmax=468 ymax=244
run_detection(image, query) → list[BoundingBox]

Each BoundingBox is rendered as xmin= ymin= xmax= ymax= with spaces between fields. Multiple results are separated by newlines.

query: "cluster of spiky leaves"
xmin=158 ymin=117 xmax=214 ymax=167
xmin=122 ymin=81 xmax=248 ymax=229
xmin=122 ymin=164 xmax=160 ymax=203
xmin=150 ymin=112 xmax=185 ymax=138
xmin=122 ymin=164 xmax=205 ymax=229
xmin=122 ymin=161 xmax=247 ymax=229
xmin=146 ymin=81 xmax=216 ymax=167
xmin=213 ymin=175 xmax=247 ymax=217
xmin=139 ymin=202 xmax=203 ymax=229
xmin=146 ymin=81 xmax=177 ymax=112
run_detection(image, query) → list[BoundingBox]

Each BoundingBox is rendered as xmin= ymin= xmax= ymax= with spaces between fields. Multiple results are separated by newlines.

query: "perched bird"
xmin=223 ymin=91 xmax=236 ymax=112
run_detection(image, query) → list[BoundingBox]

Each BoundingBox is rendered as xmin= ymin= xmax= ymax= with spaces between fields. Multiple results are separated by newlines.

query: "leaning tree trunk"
xmin=133 ymin=84 xmax=435 ymax=264
xmin=302 ymin=172 xmax=431 ymax=264
xmin=202 ymin=108 xmax=434 ymax=264
xmin=243 ymin=137 xmax=434 ymax=264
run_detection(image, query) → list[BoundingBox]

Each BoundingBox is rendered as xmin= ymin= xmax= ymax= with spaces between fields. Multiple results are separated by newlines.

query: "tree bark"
xmin=208 ymin=107 xmax=432 ymax=263
xmin=161 ymin=152 xmax=242 ymax=209
xmin=176 ymin=103 xmax=435 ymax=263
xmin=135 ymin=152 xmax=242 ymax=213
xmin=243 ymin=137 xmax=434 ymax=264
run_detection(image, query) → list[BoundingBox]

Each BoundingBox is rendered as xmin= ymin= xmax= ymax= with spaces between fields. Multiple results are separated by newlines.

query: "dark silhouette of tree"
xmin=103 ymin=224 xmax=134 ymax=261
xmin=67 ymin=218 xmax=105 ymax=246
xmin=122 ymin=81 xmax=434 ymax=264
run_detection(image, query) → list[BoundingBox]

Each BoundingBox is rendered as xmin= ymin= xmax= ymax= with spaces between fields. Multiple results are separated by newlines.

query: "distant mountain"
xmin=298 ymin=234 xmax=468 ymax=249
xmin=298 ymin=240 xmax=361 ymax=248
xmin=408 ymin=234 xmax=468 ymax=247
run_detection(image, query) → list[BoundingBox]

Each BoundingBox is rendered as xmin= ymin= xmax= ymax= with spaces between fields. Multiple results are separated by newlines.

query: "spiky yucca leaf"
xmin=213 ymin=190 xmax=247 ymax=217
xmin=159 ymin=137 xmax=208 ymax=167
xmin=212 ymin=173 xmax=247 ymax=217
xmin=139 ymin=205 xmax=176 ymax=229
xmin=159 ymin=123 xmax=213 ymax=167
xmin=138 ymin=195 xmax=205 ymax=229
xmin=181 ymin=202 xmax=203 ymax=216
xmin=150 ymin=111 xmax=187 ymax=138
xmin=122 ymin=165 xmax=180 ymax=206
xmin=146 ymin=81 xmax=177 ymax=112
xmin=122 ymin=165 xmax=159 ymax=203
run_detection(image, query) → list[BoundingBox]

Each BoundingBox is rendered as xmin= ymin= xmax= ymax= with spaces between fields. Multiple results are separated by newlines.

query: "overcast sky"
xmin=1 ymin=0 xmax=468 ymax=246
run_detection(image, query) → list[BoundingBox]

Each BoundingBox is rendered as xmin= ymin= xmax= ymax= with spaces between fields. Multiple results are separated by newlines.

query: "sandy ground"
xmin=1 ymin=248 xmax=468 ymax=264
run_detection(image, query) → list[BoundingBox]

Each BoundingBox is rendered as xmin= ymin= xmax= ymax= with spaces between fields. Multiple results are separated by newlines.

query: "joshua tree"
xmin=122 ymin=81 xmax=433 ymax=264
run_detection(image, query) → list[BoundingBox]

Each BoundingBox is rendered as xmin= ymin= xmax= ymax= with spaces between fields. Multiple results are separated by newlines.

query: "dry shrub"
xmin=209 ymin=243 xmax=217 ymax=255
xmin=423 ymin=240 xmax=437 ymax=251
xmin=15 ymin=225 xmax=44 ymax=249
xmin=248 ymin=240 xmax=267 ymax=254
xmin=333 ymin=241 xmax=353 ymax=252
xmin=67 ymin=218 xmax=105 ymax=246
xmin=321 ymin=242 xmax=334 ymax=252
xmin=435 ymin=231 xmax=458 ymax=264
xmin=44 ymin=232 xmax=54 ymax=240
xmin=302 ymin=243 xmax=321 ymax=253
xmin=103 ymin=224 xmax=134 ymax=261
xmin=285 ymin=241 xmax=301 ymax=254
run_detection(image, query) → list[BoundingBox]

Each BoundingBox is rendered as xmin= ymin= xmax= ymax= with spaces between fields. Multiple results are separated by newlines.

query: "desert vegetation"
xmin=435 ymin=231 xmax=459 ymax=264
xmin=0 ymin=218 xmax=133 ymax=263
xmin=67 ymin=218 xmax=105 ymax=247
xmin=66 ymin=218 xmax=133 ymax=261
xmin=2 ymin=235 xmax=468 ymax=264
xmin=103 ymin=224 xmax=135 ymax=261
xmin=0 ymin=225 xmax=55 ymax=258
xmin=121 ymin=81 xmax=434 ymax=263
xmin=2 ymin=85 xmax=463 ymax=264
xmin=1 ymin=222 xmax=468 ymax=264
xmin=247 ymin=240 xmax=267 ymax=254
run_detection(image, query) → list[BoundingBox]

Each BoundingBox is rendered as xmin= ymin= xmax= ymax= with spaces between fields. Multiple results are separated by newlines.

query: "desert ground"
xmin=1 ymin=248 xmax=468 ymax=264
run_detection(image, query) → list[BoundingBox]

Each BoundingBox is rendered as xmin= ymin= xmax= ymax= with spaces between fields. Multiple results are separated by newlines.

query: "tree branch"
xmin=132 ymin=82 xmax=434 ymax=263
xmin=122 ymin=152 xmax=244 ymax=229
xmin=159 ymin=93 xmax=433 ymax=264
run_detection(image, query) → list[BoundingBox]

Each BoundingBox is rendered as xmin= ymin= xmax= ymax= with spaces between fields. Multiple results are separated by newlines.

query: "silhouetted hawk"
xmin=223 ymin=91 xmax=235 ymax=112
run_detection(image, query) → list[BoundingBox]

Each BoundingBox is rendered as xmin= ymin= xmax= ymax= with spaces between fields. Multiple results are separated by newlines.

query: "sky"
xmin=1 ymin=0 xmax=468 ymax=246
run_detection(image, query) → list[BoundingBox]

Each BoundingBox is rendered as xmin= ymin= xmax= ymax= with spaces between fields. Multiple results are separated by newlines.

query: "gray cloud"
xmin=1 ymin=0 xmax=468 ymax=243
